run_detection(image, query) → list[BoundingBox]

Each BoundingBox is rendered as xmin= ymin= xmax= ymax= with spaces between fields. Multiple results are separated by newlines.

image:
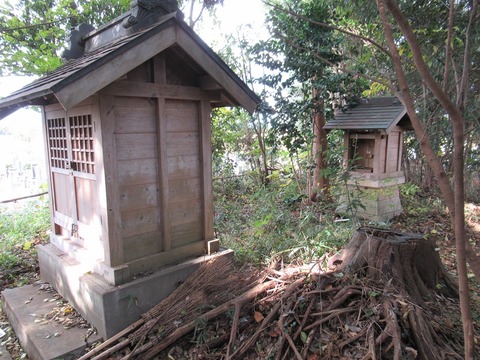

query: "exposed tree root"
xmin=80 ymin=228 xmax=477 ymax=360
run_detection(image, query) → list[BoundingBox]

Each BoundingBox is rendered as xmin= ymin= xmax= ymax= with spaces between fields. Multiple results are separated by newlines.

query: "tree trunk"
xmin=377 ymin=1 xmax=476 ymax=356
xmin=311 ymin=87 xmax=330 ymax=201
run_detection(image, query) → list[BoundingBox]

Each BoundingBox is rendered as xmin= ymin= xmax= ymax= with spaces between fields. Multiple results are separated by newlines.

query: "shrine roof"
xmin=0 ymin=11 xmax=260 ymax=119
xmin=324 ymin=97 xmax=412 ymax=133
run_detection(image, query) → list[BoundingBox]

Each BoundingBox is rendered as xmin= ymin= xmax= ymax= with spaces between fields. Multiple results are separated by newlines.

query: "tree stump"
xmin=338 ymin=227 xmax=458 ymax=304
xmin=334 ymin=227 xmax=461 ymax=360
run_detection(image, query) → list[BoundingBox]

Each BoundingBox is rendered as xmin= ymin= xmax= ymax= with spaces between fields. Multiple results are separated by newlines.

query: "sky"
xmin=0 ymin=76 xmax=41 ymax=133
xmin=197 ymin=0 xmax=267 ymax=44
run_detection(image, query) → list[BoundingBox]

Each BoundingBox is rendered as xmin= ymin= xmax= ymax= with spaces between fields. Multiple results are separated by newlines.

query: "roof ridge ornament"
xmin=123 ymin=0 xmax=180 ymax=28
xmin=62 ymin=23 xmax=96 ymax=60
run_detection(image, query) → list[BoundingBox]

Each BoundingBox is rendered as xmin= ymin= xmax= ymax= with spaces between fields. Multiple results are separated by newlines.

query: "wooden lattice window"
xmin=70 ymin=115 xmax=95 ymax=174
xmin=47 ymin=117 xmax=68 ymax=169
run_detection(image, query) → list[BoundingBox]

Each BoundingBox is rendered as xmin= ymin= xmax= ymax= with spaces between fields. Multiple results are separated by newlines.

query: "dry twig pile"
xmin=79 ymin=228 xmax=474 ymax=360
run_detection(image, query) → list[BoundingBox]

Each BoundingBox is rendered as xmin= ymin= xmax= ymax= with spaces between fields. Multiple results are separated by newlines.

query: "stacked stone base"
xmin=337 ymin=184 xmax=402 ymax=223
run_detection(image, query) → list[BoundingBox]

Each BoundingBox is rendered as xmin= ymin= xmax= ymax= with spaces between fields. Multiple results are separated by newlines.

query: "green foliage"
xmin=0 ymin=0 xmax=131 ymax=76
xmin=214 ymin=173 xmax=353 ymax=265
xmin=0 ymin=197 xmax=50 ymax=270
xmin=399 ymin=183 xmax=446 ymax=220
xmin=254 ymin=0 xmax=368 ymax=155
xmin=192 ymin=317 xmax=208 ymax=345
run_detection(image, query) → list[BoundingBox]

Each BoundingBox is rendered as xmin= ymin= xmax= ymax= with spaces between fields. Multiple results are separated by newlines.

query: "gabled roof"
xmin=0 ymin=12 xmax=260 ymax=120
xmin=324 ymin=97 xmax=412 ymax=134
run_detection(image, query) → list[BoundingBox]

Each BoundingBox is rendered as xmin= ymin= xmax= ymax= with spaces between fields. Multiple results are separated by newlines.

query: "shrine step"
xmin=1 ymin=284 xmax=102 ymax=360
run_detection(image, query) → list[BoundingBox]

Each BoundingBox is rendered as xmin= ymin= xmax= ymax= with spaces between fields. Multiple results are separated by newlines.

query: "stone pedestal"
xmin=337 ymin=176 xmax=404 ymax=222
xmin=37 ymin=243 xmax=233 ymax=339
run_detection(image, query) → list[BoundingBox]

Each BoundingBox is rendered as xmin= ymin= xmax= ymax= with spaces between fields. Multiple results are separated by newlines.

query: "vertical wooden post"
xmin=156 ymin=97 xmax=171 ymax=252
xmin=343 ymin=132 xmax=350 ymax=169
xmin=154 ymin=54 xmax=171 ymax=251
xmin=41 ymin=107 xmax=56 ymax=237
xmin=90 ymin=95 xmax=105 ymax=256
xmin=199 ymin=101 xmax=214 ymax=244
xmin=374 ymin=132 xmax=383 ymax=175
xmin=98 ymin=94 xmax=123 ymax=267
xmin=397 ymin=130 xmax=404 ymax=172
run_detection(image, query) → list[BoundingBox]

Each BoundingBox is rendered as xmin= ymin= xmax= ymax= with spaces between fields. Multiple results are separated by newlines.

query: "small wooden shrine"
xmin=0 ymin=1 xmax=260 ymax=338
xmin=324 ymin=97 xmax=411 ymax=221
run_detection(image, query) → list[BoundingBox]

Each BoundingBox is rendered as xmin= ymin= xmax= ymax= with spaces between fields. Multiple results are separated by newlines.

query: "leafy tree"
xmin=0 ymin=0 xmax=132 ymax=75
xmin=256 ymin=0 xmax=368 ymax=200
xmin=376 ymin=1 xmax=478 ymax=356
xmin=0 ymin=0 xmax=224 ymax=76
xmin=264 ymin=0 xmax=479 ymax=356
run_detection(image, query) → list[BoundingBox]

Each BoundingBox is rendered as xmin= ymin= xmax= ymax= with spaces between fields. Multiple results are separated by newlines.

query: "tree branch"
xmin=0 ymin=20 xmax=62 ymax=33
xmin=383 ymin=0 xmax=461 ymax=120
xmin=262 ymin=0 xmax=392 ymax=59
xmin=273 ymin=30 xmax=396 ymax=95
xmin=442 ymin=0 xmax=454 ymax=93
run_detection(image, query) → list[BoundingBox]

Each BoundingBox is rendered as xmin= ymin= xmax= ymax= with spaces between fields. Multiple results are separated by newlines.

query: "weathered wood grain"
xmin=121 ymin=206 xmax=161 ymax=238
xmin=115 ymin=133 xmax=157 ymax=161
xmin=119 ymin=183 xmax=159 ymax=211
xmin=99 ymin=94 xmax=124 ymax=266
xmin=117 ymin=158 xmax=158 ymax=186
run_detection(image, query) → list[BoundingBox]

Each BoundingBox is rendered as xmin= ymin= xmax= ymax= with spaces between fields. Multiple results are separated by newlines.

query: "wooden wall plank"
xmin=167 ymin=155 xmax=200 ymax=180
xmin=169 ymin=199 xmax=201 ymax=227
xmin=121 ymin=206 xmax=161 ymax=238
xmin=119 ymin=183 xmax=159 ymax=211
xmin=117 ymin=158 xmax=158 ymax=186
xmin=168 ymin=178 xmax=201 ymax=202
xmin=116 ymin=133 xmax=157 ymax=161
xmin=171 ymin=221 xmax=203 ymax=248
xmin=113 ymin=98 xmax=156 ymax=134
xmin=165 ymin=100 xmax=199 ymax=132
xmin=386 ymin=132 xmax=400 ymax=173
xmin=52 ymin=172 xmax=73 ymax=217
xmin=123 ymin=231 xmax=162 ymax=263
xmin=374 ymin=133 xmax=383 ymax=175
xmin=75 ymin=177 xmax=96 ymax=225
xmin=166 ymin=132 xmax=199 ymax=156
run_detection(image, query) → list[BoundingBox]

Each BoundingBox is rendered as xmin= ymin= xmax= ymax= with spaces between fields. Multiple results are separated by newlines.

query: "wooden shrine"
xmin=0 ymin=1 xmax=260 ymax=338
xmin=324 ymin=97 xmax=412 ymax=222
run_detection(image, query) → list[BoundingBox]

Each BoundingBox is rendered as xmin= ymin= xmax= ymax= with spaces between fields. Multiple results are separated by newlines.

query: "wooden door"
xmin=46 ymin=107 xmax=96 ymax=247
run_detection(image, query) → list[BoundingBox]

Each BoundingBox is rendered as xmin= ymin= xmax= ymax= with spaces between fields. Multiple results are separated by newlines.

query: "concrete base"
xmin=37 ymin=243 xmax=234 ymax=339
xmin=1 ymin=284 xmax=102 ymax=360
xmin=337 ymin=184 xmax=403 ymax=222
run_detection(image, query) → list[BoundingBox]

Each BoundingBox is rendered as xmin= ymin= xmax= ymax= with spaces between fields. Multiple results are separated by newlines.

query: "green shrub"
xmin=0 ymin=196 xmax=50 ymax=270
xmin=214 ymin=175 xmax=354 ymax=266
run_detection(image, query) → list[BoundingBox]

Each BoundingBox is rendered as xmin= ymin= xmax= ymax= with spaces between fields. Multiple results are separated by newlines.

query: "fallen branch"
xmin=77 ymin=319 xmax=144 ymax=360
xmin=142 ymin=279 xmax=281 ymax=359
